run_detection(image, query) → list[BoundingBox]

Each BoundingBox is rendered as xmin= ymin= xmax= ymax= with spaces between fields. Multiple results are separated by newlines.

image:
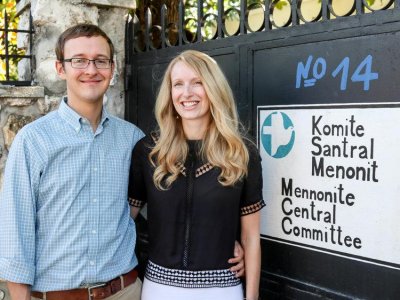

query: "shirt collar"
xmin=58 ymin=97 xmax=110 ymax=132
xmin=100 ymin=106 xmax=110 ymax=126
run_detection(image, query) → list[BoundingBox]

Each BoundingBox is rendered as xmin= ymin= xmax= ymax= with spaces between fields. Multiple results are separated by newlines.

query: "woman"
xmin=129 ymin=50 xmax=265 ymax=300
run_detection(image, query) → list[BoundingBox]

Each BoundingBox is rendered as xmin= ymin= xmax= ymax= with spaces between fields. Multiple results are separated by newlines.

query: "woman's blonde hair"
xmin=150 ymin=50 xmax=249 ymax=190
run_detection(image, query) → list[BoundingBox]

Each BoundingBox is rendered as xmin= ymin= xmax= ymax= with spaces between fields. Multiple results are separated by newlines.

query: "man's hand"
xmin=228 ymin=241 xmax=245 ymax=277
xmin=7 ymin=282 xmax=30 ymax=300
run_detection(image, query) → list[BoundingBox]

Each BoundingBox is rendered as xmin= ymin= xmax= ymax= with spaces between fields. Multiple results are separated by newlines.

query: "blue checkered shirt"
xmin=0 ymin=98 xmax=144 ymax=291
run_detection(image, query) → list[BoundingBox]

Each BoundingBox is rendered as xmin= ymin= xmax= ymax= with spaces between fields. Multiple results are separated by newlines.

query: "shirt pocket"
xmin=104 ymin=154 xmax=131 ymax=193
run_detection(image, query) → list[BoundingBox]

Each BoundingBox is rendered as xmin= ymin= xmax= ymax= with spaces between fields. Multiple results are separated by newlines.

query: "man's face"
xmin=56 ymin=36 xmax=114 ymax=106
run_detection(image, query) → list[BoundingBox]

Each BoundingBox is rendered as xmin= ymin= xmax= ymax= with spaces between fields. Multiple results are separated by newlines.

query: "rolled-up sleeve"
xmin=0 ymin=129 xmax=43 ymax=284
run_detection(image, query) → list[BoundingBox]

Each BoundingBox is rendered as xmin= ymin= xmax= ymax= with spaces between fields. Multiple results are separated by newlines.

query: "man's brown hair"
xmin=55 ymin=24 xmax=114 ymax=61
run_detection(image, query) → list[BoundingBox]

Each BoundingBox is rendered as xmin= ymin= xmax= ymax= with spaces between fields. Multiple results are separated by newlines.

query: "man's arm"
xmin=0 ymin=131 xmax=41 ymax=288
xmin=228 ymin=241 xmax=245 ymax=277
xmin=7 ymin=282 xmax=30 ymax=300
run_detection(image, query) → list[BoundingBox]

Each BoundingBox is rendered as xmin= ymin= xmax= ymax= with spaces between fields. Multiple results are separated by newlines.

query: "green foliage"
xmin=184 ymin=0 xmax=265 ymax=39
xmin=185 ymin=0 xmax=262 ymax=18
xmin=183 ymin=0 xmax=295 ymax=38
xmin=0 ymin=0 xmax=23 ymax=81
xmin=274 ymin=1 xmax=288 ymax=10
xmin=183 ymin=0 xmax=384 ymax=39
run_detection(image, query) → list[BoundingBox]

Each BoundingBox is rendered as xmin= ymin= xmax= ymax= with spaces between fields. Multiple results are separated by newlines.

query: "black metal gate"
xmin=125 ymin=1 xmax=400 ymax=298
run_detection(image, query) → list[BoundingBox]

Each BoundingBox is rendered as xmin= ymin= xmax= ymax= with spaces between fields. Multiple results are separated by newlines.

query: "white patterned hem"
xmin=145 ymin=261 xmax=241 ymax=288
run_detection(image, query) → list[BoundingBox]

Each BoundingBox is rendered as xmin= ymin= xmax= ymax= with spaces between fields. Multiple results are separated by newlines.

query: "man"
xmin=0 ymin=24 xmax=143 ymax=300
xmin=0 ymin=24 xmax=244 ymax=300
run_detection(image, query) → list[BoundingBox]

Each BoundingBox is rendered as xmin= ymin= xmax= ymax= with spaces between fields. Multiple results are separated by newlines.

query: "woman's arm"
xmin=128 ymin=138 xmax=147 ymax=220
xmin=241 ymin=211 xmax=261 ymax=300
xmin=130 ymin=206 xmax=141 ymax=220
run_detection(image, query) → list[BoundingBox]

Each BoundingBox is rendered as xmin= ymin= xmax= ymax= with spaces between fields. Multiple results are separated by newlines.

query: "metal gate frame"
xmin=125 ymin=1 xmax=400 ymax=298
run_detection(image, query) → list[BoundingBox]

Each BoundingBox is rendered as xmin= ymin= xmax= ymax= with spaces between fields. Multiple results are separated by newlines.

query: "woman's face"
xmin=170 ymin=61 xmax=211 ymax=128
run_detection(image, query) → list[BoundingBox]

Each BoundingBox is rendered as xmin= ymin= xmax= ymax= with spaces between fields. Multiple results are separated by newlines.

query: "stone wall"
xmin=0 ymin=86 xmax=46 ymax=192
xmin=17 ymin=0 xmax=135 ymax=118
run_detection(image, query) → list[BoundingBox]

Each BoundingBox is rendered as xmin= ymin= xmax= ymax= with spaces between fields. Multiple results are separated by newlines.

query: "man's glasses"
xmin=63 ymin=58 xmax=113 ymax=69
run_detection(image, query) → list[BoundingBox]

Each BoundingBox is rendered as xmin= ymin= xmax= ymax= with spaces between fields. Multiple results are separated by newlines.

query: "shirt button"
xmin=93 ymin=199 xmax=97 ymax=203
xmin=92 ymin=230 xmax=96 ymax=234
xmin=93 ymin=167 xmax=98 ymax=172
xmin=90 ymin=261 xmax=95 ymax=266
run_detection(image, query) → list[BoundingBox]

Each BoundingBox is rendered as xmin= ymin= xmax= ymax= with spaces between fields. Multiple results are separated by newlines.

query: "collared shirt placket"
xmin=85 ymin=122 xmax=102 ymax=283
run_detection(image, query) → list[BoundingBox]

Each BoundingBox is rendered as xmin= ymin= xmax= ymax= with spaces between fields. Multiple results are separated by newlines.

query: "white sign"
xmin=257 ymin=103 xmax=400 ymax=270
